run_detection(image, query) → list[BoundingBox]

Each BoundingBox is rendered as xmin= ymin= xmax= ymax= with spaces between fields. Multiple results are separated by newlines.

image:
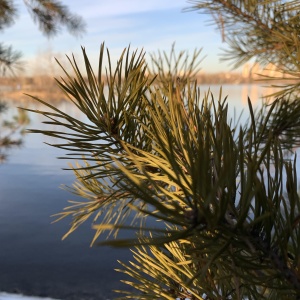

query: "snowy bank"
xmin=0 ymin=293 xmax=60 ymax=300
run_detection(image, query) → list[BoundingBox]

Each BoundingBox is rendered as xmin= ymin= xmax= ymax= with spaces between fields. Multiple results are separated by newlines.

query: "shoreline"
xmin=0 ymin=292 xmax=60 ymax=300
xmin=0 ymin=81 xmax=286 ymax=104
xmin=0 ymin=89 xmax=68 ymax=103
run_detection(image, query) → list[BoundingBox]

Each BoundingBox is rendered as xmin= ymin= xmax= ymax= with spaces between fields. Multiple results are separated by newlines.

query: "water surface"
xmin=0 ymin=84 xmax=275 ymax=299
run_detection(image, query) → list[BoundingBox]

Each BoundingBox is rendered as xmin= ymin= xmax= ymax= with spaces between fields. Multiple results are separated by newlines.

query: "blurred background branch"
xmin=0 ymin=0 xmax=85 ymax=75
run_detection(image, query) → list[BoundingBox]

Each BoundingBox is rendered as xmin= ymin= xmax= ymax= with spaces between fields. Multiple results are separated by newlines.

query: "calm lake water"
xmin=0 ymin=84 xmax=276 ymax=299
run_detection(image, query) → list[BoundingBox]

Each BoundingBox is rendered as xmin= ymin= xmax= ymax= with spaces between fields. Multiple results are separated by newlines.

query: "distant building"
xmin=242 ymin=62 xmax=293 ymax=80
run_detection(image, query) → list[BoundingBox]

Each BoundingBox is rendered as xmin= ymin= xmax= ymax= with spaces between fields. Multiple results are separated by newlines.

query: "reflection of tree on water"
xmin=0 ymin=101 xmax=30 ymax=163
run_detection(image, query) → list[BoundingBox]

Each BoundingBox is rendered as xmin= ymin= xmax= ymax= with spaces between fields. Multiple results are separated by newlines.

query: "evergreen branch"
xmin=25 ymin=43 xmax=300 ymax=297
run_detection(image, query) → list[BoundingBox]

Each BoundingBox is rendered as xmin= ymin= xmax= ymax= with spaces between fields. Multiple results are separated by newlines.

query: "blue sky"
xmin=2 ymin=0 xmax=235 ymax=74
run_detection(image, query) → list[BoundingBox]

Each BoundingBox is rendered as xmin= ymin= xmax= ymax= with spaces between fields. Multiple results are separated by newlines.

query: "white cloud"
xmin=1 ymin=0 xmax=228 ymax=73
xmin=78 ymin=0 xmax=186 ymax=18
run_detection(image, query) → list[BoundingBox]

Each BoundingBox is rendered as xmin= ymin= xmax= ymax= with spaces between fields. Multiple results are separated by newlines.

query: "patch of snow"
xmin=0 ymin=293 xmax=60 ymax=300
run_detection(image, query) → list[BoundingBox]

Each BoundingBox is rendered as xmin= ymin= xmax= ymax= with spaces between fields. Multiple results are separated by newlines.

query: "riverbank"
xmin=1 ymin=71 xmax=295 ymax=104
xmin=0 ymin=88 xmax=67 ymax=103
xmin=0 ymin=72 xmax=253 ymax=103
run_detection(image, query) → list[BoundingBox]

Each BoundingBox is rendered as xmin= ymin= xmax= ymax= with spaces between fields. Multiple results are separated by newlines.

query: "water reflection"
xmin=0 ymin=101 xmax=30 ymax=163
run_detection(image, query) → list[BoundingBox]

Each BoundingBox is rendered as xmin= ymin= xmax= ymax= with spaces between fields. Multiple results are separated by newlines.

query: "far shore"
xmin=0 ymin=72 xmax=295 ymax=103
xmin=1 ymin=88 xmax=67 ymax=103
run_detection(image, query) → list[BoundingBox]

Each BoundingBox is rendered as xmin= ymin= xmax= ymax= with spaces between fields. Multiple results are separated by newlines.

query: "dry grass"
xmin=0 ymin=75 xmax=67 ymax=103
xmin=1 ymin=87 xmax=67 ymax=103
